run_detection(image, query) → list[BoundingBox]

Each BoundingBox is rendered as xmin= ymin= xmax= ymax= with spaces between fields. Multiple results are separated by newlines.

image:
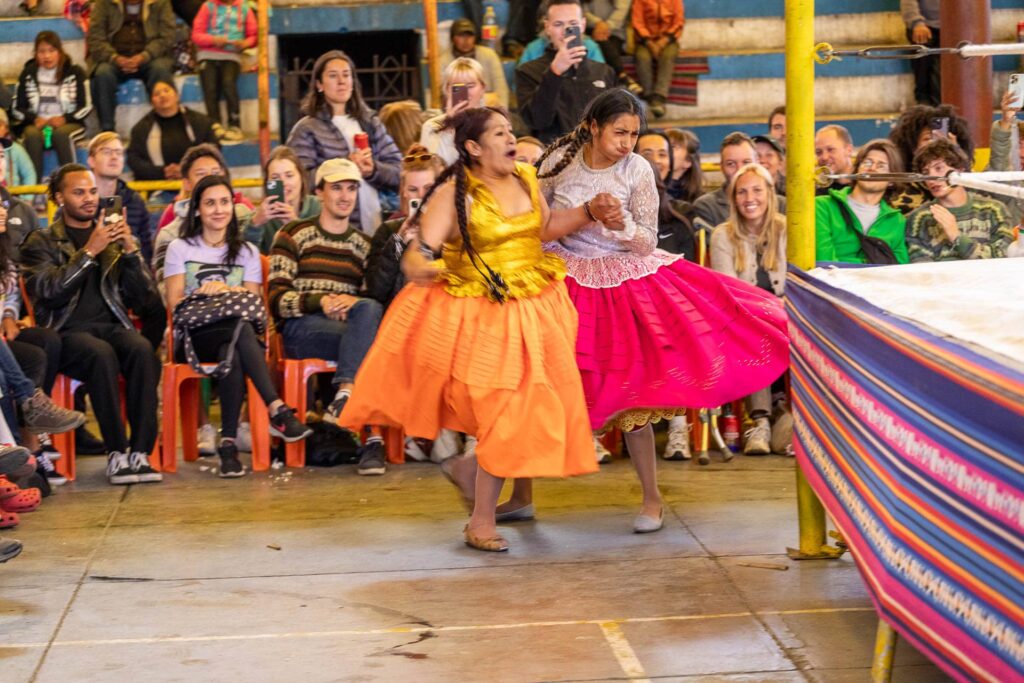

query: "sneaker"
xmin=429 ymin=429 xmax=462 ymax=464
xmin=235 ymin=422 xmax=252 ymax=452
xmin=35 ymin=451 xmax=67 ymax=486
xmin=594 ymin=435 xmax=612 ymax=464
xmin=211 ymin=122 xmax=227 ymax=140
xmin=649 ymin=96 xmax=667 ymax=119
xmin=269 ymin=406 xmax=313 ymax=443
xmin=357 ymin=440 xmax=386 ymax=476
xmin=36 ymin=433 xmax=61 ymax=461
xmin=198 ymin=423 xmax=219 ymax=456
xmin=106 ymin=451 xmax=138 ymax=485
xmin=129 ymin=452 xmax=163 ymax=483
xmin=20 ymin=389 xmax=86 ymax=434
xmin=404 ymin=436 xmax=430 ymax=462
xmin=325 ymin=391 xmax=349 ymax=423
xmin=0 ymin=445 xmax=31 ymax=477
xmin=221 ymin=126 xmax=245 ymax=144
xmin=771 ymin=408 xmax=794 ymax=456
xmin=217 ymin=441 xmax=246 ymax=478
xmin=742 ymin=418 xmax=771 ymax=456
xmin=662 ymin=422 xmax=692 ymax=461
xmin=621 ymin=73 xmax=644 ymax=97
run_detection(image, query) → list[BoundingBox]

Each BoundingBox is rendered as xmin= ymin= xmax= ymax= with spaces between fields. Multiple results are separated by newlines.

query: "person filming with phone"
xmin=516 ymin=0 xmax=616 ymax=144
xmin=420 ymin=58 xmax=488 ymax=166
xmin=249 ymin=146 xmax=321 ymax=254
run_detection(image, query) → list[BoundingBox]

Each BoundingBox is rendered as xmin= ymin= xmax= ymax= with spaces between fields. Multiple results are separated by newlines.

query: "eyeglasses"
xmin=859 ymin=158 xmax=889 ymax=171
xmin=95 ymin=148 xmax=125 ymax=158
xmin=403 ymin=152 xmax=436 ymax=163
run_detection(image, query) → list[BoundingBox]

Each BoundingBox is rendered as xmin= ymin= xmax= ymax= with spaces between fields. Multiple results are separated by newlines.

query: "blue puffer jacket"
xmin=285 ymin=107 xmax=402 ymax=231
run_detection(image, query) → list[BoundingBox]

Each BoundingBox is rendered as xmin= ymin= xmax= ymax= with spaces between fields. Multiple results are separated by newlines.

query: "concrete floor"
xmin=0 ymin=446 xmax=954 ymax=682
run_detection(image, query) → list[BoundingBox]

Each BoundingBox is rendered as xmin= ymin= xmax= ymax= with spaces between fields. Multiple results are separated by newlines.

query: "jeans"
xmin=22 ymin=123 xmax=85 ymax=178
xmin=91 ymin=57 xmax=176 ymax=132
xmin=279 ymin=300 xmax=383 ymax=385
xmin=0 ymin=339 xmax=37 ymax=404
xmin=634 ymin=39 xmax=679 ymax=100
xmin=907 ymin=27 xmax=941 ymax=106
xmin=198 ymin=59 xmax=241 ymax=127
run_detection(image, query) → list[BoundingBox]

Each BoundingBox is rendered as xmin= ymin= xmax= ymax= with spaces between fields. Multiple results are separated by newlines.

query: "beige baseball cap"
xmin=315 ymin=158 xmax=362 ymax=186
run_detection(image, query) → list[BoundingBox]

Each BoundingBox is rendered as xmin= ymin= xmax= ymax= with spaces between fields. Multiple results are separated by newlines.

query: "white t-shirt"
xmin=36 ymin=66 xmax=62 ymax=119
xmin=846 ymin=195 xmax=881 ymax=234
xmin=330 ymin=114 xmax=381 ymax=234
xmin=164 ymin=237 xmax=262 ymax=297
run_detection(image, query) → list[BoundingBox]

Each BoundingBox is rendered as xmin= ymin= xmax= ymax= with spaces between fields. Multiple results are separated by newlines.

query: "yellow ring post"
xmin=423 ymin=0 xmax=442 ymax=109
xmin=257 ymin=0 xmax=271 ymax=166
xmin=871 ymin=620 xmax=898 ymax=682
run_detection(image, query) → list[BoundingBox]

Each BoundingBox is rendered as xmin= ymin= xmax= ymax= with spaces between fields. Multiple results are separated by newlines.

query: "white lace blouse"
xmin=539 ymin=148 xmax=681 ymax=288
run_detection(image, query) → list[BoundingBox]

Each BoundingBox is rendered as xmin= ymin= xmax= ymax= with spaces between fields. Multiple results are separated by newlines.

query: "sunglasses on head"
xmin=403 ymin=152 xmax=435 ymax=163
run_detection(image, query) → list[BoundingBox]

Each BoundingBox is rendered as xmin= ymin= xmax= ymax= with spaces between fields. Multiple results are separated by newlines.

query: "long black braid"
xmin=410 ymin=107 xmax=511 ymax=303
xmin=536 ymin=123 xmax=591 ymax=180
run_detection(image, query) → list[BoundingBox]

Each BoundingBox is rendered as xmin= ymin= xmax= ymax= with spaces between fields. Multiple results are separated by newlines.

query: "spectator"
xmin=443 ymin=19 xmax=510 ymax=109
xmin=631 ymin=0 xmax=684 ymax=118
xmin=986 ymin=91 xmax=1022 ymax=225
xmin=379 ymin=100 xmax=427 ymax=158
xmin=643 ymin=154 xmax=694 ymax=261
xmin=87 ymin=0 xmax=177 ymax=133
xmin=635 ymin=129 xmax=671 ymax=182
xmin=693 ymin=132 xmax=785 ymax=231
xmin=153 ymin=143 xmax=249 ymax=284
xmin=517 ymin=20 xmax=606 ymax=64
xmin=753 ymin=134 xmax=785 ymax=195
xmin=665 ymin=128 xmax=702 ymax=202
xmin=286 ymin=50 xmax=402 ymax=235
xmin=710 ymin=163 xmax=788 ymax=455
xmin=515 ymin=0 xmax=616 ymax=144
xmin=0 ymin=139 xmax=39 ymax=252
xmin=814 ymin=124 xmax=855 ymax=195
xmin=421 ymin=58 xmax=488 ymax=166
xmin=815 ymin=139 xmax=909 ymax=265
xmin=191 ymin=0 xmax=257 ymax=143
xmin=768 ymin=105 xmax=786 ymax=148
xmin=0 ymin=111 xmax=36 ymax=190
xmin=364 ymin=147 xmax=441 ymax=309
xmin=583 ymin=0 xmax=641 ymax=95
xmin=902 ymin=0 xmax=940 ymax=106
xmin=906 ymin=139 xmax=1014 ymax=262
xmin=164 ymin=174 xmax=311 ymax=477
xmin=21 ymin=164 xmax=164 ymax=486
xmin=127 ymin=79 xmax=219 ymax=181
xmin=889 ymin=103 xmax=974 ymax=215
xmin=13 ymin=31 xmax=91 ymax=180
xmin=247 ymin=146 xmax=321 ymax=255
xmin=268 ymin=158 xmax=386 ymax=475
xmin=515 ymin=135 xmax=545 ymax=166
xmin=87 ymin=132 xmax=154 ymax=262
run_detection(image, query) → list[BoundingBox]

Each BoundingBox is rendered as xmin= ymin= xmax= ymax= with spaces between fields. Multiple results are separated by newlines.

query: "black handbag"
xmin=832 ymin=196 xmax=899 ymax=265
xmin=172 ymin=290 xmax=268 ymax=379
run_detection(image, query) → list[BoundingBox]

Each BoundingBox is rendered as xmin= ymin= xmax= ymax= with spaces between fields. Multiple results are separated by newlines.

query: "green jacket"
xmin=248 ymin=195 xmax=321 ymax=255
xmin=815 ymin=187 xmax=909 ymax=264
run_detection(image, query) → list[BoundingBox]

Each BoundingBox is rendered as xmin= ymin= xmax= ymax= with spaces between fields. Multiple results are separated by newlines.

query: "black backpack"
xmin=832 ymin=196 xmax=899 ymax=265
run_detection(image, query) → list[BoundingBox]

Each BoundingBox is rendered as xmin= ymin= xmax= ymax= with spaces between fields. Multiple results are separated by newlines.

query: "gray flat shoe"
xmin=495 ymin=503 xmax=535 ymax=522
xmin=633 ymin=510 xmax=664 ymax=534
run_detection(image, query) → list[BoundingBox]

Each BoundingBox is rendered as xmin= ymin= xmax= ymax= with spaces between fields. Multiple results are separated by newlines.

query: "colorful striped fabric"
xmin=621 ymin=53 xmax=709 ymax=106
xmin=787 ymin=266 xmax=1024 ymax=683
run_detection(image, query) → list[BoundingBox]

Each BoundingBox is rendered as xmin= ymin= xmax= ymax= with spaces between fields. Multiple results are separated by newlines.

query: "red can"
xmin=721 ymin=406 xmax=740 ymax=453
xmin=353 ymin=132 xmax=369 ymax=151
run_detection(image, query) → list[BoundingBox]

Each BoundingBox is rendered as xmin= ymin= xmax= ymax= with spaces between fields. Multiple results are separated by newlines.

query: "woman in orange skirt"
xmin=339 ymin=107 xmax=621 ymax=552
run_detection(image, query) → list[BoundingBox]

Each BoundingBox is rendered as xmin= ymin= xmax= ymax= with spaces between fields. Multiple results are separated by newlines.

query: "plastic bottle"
xmin=721 ymin=405 xmax=739 ymax=453
xmin=481 ymin=6 xmax=499 ymax=50
xmin=42 ymin=125 xmax=53 ymax=150
xmin=1018 ymin=21 xmax=1024 ymax=70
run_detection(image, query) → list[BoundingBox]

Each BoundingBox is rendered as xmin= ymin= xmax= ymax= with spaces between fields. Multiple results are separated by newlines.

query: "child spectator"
xmin=191 ymin=0 xmax=257 ymax=143
xmin=0 ymin=111 xmax=36 ymax=190
xmin=631 ymin=0 xmax=684 ymax=118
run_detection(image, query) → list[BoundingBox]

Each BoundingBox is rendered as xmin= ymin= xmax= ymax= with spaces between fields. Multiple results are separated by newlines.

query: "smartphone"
xmin=1009 ymin=74 xmax=1024 ymax=109
xmin=408 ymin=198 xmax=422 ymax=217
xmin=564 ymin=25 xmax=583 ymax=51
xmin=265 ymin=179 xmax=285 ymax=204
xmin=450 ymin=83 xmax=469 ymax=108
xmin=930 ymin=116 xmax=950 ymax=140
xmin=353 ymin=132 xmax=370 ymax=151
xmin=99 ymin=195 xmax=122 ymax=218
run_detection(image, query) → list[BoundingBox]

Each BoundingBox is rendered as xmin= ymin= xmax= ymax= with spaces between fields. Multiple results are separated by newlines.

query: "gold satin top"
xmin=442 ymin=162 xmax=565 ymax=300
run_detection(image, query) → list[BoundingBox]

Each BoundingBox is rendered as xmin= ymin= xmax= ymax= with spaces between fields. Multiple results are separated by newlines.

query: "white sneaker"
xmin=198 ymin=424 xmax=218 ymax=456
xmin=771 ymin=409 xmax=794 ymax=456
xmin=430 ymin=429 xmax=462 ymax=463
xmin=594 ymin=435 xmax=612 ymax=464
xmin=235 ymin=422 xmax=252 ymax=452
xmin=404 ymin=436 xmax=429 ymax=462
xmin=221 ymin=126 xmax=245 ymax=144
xmin=462 ymin=436 xmax=478 ymax=459
xmin=662 ymin=417 xmax=692 ymax=460
xmin=106 ymin=451 xmax=138 ymax=485
xmin=743 ymin=418 xmax=771 ymax=456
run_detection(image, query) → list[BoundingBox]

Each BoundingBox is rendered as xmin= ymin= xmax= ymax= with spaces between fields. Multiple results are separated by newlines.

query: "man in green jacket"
xmin=815 ymin=138 xmax=909 ymax=264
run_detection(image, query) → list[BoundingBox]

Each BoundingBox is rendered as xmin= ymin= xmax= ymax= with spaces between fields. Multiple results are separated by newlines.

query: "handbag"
xmin=173 ymin=290 xmax=267 ymax=379
xmin=831 ymin=196 xmax=899 ymax=265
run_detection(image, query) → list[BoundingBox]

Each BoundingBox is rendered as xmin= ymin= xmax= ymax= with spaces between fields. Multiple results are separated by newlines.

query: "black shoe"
xmin=269 ymin=406 xmax=313 ymax=443
xmin=75 ymin=425 xmax=106 ymax=455
xmin=129 ymin=452 xmax=162 ymax=483
xmin=107 ymin=451 xmax=138 ymax=485
xmin=217 ymin=441 xmax=246 ymax=478
xmin=325 ymin=392 xmax=349 ymax=422
xmin=0 ymin=537 xmax=23 ymax=563
xmin=357 ymin=441 xmax=386 ymax=476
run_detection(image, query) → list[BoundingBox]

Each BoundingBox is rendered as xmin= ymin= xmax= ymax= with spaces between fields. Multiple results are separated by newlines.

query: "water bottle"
xmin=481 ymin=6 xmax=499 ymax=50
xmin=42 ymin=125 xmax=53 ymax=150
xmin=1018 ymin=22 xmax=1024 ymax=70
xmin=721 ymin=405 xmax=740 ymax=453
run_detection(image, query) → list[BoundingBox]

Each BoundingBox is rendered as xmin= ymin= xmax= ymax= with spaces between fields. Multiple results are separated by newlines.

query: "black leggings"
xmin=199 ymin=59 xmax=241 ymax=127
xmin=177 ymin=320 xmax=278 ymax=439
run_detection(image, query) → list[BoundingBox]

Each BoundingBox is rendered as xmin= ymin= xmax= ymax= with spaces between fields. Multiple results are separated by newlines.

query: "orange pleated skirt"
xmin=338 ymin=281 xmax=597 ymax=479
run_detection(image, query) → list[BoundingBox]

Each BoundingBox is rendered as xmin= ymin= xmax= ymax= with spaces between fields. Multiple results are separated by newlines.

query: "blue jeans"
xmin=91 ymin=57 xmax=176 ymax=132
xmin=0 ymin=339 xmax=37 ymax=404
xmin=279 ymin=300 xmax=383 ymax=385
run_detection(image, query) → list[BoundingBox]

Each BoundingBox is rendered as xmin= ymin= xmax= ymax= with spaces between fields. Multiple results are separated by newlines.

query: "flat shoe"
xmin=633 ymin=510 xmax=664 ymax=534
xmin=495 ymin=503 xmax=535 ymax=522
xmin=463 ymin=525 xmax=509 ymax=552
xmin=440 ymin=455 xmax=475 ymax=512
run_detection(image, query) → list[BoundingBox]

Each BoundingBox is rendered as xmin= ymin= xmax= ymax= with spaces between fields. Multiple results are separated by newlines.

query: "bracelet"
xmin=82 ymin=248 xmax=95 ymax=260
xmin=583 ymin=200 xmax=597 ymax=222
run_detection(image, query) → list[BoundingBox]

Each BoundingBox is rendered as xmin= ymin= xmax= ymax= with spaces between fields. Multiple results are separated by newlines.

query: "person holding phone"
xmin=248 ymin=146 xmax=321 ymax=254
xmin=420 ymin=58 xmax=488 ymax=166
xmin=630 ymin=0 xmax=684 ymax=118
xmin=888 ymin=104 xmax=974 ymax=215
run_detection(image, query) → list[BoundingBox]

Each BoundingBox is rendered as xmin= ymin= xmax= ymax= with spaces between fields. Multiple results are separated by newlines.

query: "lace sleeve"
xmin=601 ymin=157 xmax=658 ymax=256
xmin=537 ymin=147 xmax=566 ymax=205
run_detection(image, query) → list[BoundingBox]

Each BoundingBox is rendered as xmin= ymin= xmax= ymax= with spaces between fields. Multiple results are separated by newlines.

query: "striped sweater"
xmin=268 ymin=218 xmax=371 ymax=320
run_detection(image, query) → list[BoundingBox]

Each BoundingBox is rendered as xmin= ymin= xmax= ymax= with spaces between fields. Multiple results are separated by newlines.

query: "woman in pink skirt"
xmin=498 ymin=89 xmax=789 ymax=532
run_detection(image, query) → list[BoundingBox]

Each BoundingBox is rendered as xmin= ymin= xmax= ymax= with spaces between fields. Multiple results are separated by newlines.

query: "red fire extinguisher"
xmin=721 ymin=405 xmax=740 ymax=453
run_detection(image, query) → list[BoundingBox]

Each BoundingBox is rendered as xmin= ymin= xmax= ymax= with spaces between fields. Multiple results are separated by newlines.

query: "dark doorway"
xmin=278 ymin=31 xmax=422 ymax=138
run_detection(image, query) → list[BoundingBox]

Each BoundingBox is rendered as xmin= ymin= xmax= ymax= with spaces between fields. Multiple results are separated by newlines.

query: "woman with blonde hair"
xmin=420 ymin=58 xmax=488 ymax=165
xmin=380 ymin=100 xmax=427 ymax=157
xmin=710 ymin=163 xmax=788 ymax=455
